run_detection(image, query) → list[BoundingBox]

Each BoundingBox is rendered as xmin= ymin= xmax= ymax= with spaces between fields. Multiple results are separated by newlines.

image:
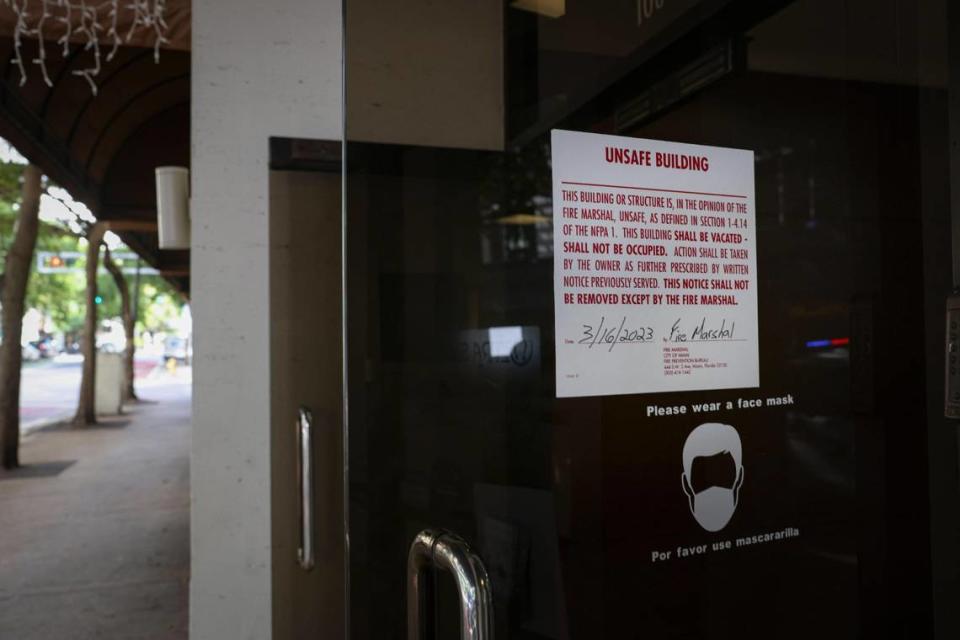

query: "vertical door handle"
xmin=296 ymin=407 xmax=315 ymax=570
xmin=408 ymin=529 xmax=494 ymax=640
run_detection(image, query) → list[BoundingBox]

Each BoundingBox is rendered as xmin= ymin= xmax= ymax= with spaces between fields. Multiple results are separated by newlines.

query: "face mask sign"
xmin=681 ymin=423 xmax=745 ymax=533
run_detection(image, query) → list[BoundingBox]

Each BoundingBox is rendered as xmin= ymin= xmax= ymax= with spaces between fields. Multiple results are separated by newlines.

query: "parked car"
xmin=21 ymin=343 xmax=41 ymax=361
xmin=30 ymin=336 xmax=60 ymax=359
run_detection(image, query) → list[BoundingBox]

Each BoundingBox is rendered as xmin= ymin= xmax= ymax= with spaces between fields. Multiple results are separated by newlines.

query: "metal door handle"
xmin=408 ymin=529 xmax=494 ymax=640
xmin=296 ymin=407 xmax=314 ymax=570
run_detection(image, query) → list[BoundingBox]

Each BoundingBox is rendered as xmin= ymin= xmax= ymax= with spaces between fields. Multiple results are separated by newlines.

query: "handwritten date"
xmin=580 ymin=317 xmax=654 ymax=351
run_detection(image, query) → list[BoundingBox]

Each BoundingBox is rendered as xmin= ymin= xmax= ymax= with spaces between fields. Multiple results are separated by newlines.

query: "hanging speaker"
xmin=156 ymin=166 xmax=190 ymax=249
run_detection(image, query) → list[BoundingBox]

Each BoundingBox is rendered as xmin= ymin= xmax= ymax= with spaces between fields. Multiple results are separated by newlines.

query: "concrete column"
xmin=190 ymin=1 xmax=341 ymax=637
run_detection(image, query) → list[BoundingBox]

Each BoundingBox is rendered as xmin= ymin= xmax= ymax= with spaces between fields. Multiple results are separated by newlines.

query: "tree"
xmin=138 ymin=279 xmax=184 ymax=333
xmin=73 ymin=222 xmax=106 ymax=427
xmin=0 ymin=164 xmax=42 ymax=469
xmin=103 ymin=247 xmax=136 ymax=401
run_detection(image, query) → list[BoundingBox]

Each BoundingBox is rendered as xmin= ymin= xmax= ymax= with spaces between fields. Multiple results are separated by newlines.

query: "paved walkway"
xmin=0 ymin=373 xmax=190 ymax=639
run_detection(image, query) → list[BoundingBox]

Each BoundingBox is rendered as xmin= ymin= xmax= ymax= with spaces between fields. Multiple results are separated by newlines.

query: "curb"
xmin=21 ymin=411 xmax=73 ymax=436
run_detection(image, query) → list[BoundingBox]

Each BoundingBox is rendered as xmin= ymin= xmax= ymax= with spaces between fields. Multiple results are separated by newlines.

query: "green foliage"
xmin=26 ymin=223 xmax=85 ymax=333
xmin=25 ymin=234 xmax=185 ymax=334
xmin=0 ymin=160 xmax=24 ymax=204
xmin=0 ymin=160 xmax=27 ymax=254
xmin=0 ymin=154 xmax=185 ymax=337
xmin=136 ymin=277 xmax=184 ymax=334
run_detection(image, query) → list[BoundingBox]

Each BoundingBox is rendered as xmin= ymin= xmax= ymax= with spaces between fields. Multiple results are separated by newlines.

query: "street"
xmin=20 ymin=353 xmax=170 ymax=430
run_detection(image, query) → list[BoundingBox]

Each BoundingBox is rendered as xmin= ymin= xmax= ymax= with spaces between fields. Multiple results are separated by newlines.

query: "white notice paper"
xmin=552 ymin=130 xmax=759 ymax=398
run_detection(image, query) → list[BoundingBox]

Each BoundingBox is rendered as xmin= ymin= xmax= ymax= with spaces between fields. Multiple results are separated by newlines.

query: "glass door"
xmin=343 ymin=1 xmax=958 ymax=637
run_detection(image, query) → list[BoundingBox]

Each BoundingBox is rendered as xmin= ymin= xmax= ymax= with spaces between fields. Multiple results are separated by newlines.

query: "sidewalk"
xmin=0 ymin=375 xmax=190 ymax=639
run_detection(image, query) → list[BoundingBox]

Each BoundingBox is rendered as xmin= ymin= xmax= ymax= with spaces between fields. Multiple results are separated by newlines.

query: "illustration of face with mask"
xmin=681 ymin=423 xmax=744 ymax=532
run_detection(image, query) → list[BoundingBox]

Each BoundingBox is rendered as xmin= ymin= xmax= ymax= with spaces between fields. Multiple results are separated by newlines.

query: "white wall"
xmin=190 ymin=2 xmax=341 ymax=637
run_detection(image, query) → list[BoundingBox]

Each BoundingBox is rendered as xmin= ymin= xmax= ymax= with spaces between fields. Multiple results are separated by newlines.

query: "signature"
xmin=580 ymin=317 xmax=655 ymax=352
xmin=666 ymin=317 xmax=736 ymax=343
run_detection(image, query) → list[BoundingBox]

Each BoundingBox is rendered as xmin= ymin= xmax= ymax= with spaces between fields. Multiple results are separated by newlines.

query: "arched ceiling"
xmin=0 ymin=10 xmax=190 ymax=294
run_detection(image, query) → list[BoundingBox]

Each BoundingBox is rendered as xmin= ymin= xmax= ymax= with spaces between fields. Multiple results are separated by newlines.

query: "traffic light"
xmin=37 ymin=251 xmax=81 ymax=273
xmin=94 ymin=295 xmax=103 ymax=305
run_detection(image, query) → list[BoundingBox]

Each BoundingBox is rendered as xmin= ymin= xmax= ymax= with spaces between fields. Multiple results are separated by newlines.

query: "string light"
xmin=2 ymin=0 xmax=169 ymax=95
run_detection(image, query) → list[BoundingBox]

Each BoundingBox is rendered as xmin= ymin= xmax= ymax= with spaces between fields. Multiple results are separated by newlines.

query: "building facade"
xmin=190 ymin=0 xmax=960 ymax=638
